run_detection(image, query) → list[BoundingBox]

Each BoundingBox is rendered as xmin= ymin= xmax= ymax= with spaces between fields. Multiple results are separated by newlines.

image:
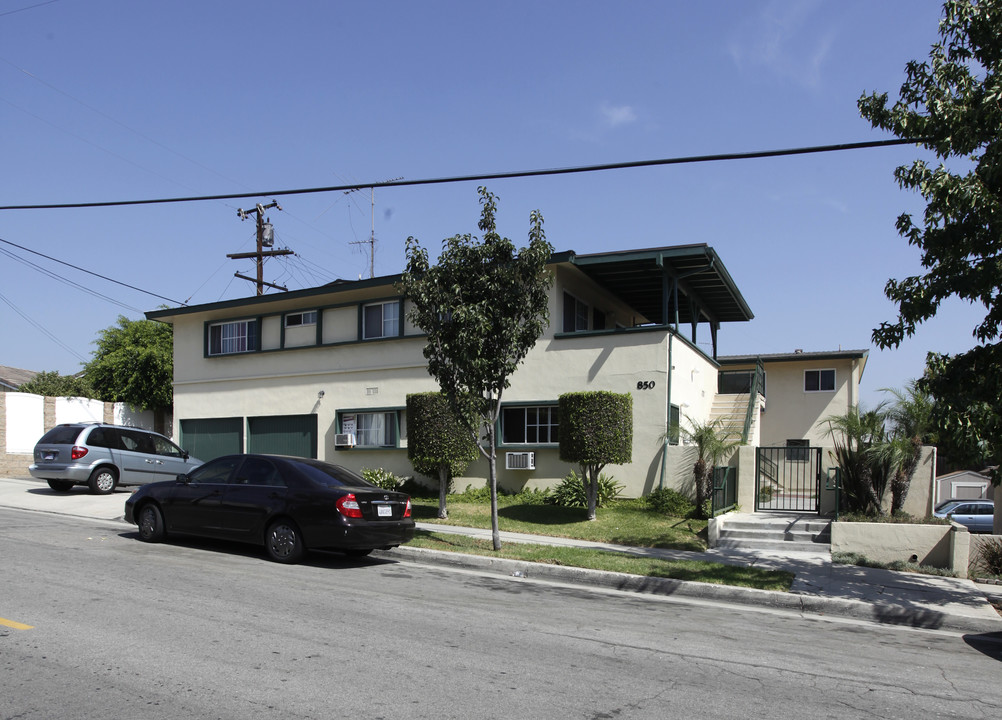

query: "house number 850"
xmin=636 ymin=380 xmax=656 ymax=390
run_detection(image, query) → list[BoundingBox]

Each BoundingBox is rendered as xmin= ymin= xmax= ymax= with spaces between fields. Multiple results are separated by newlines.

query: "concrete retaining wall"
xmin=831 ymin=520 xmax=971 ymax=577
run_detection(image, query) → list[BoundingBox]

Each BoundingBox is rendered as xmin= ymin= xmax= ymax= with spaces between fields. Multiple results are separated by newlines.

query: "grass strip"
xmin=407 ymin=530 xmax=794 ymax=592
xmin=411 ymin=499 xmax=708 ymax=552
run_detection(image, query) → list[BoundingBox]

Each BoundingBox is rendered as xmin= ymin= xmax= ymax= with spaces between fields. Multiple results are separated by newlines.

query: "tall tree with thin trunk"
xmin=399 ymin=187 xmax=553 ymax=550
xmin=858 ymin=0 xmax=1002 ymax=499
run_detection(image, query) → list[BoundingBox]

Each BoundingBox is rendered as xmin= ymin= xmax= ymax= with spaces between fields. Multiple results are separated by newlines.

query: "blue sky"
xmin=0 ymin=0 xmax=983 ymax=407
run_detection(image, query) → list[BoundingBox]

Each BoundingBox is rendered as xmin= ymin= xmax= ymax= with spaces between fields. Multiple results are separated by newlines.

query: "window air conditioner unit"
xmin=505 ymin=451 xmax=535 ymax=470
xmin=334 ymin=433 xmax=356 ymax=448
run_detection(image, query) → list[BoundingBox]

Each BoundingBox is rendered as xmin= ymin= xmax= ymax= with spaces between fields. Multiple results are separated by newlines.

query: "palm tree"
xmin=882 ymin=381 xmax=936 ymax=513
xmin=821 ymin=404 xmax=895 ymax=516
xmin=679 ymin=416 xmax=739 ymax=518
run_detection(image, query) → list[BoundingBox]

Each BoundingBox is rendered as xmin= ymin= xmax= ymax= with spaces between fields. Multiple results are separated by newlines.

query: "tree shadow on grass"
xmin=498 ymin=503 xmax=589 ymax=526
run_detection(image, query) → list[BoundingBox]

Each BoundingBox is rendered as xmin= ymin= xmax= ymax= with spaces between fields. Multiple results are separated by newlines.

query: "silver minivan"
xmin=29 ymin=423 xmax=203 ymax=494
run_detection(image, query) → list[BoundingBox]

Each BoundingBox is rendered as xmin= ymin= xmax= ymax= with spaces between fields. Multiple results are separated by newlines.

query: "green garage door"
xmin=179 ymin=417 xmax=244 ymax=461
xmin=247 ymin=414 xmax=318 ymax=458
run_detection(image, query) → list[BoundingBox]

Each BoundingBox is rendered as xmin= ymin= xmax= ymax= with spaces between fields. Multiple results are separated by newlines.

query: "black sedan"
xmin=124 ymin=454 xmax=415 ymax=563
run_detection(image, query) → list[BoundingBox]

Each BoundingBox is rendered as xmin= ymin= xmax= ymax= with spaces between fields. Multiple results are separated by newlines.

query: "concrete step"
xmin=714 ymin=538 xmax=829 ymax=553
xmin=715 ymin=515 xmax=832 ymax=553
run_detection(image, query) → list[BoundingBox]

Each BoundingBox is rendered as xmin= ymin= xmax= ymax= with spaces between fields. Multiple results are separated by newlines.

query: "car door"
xmin=948 ymin=503 xmax=981 ymax=532
xmin=114 ymin=429 xmax=161 ymax=485
xmin=150 ymin=434 xmax=200 ymax=482
xmin=971 ymin=503 xmax=995 ymax=533
xmin=162 ymin=456 xmax=238 ymax=536
xmin=215 ymin=457 xmax=289 ymax=540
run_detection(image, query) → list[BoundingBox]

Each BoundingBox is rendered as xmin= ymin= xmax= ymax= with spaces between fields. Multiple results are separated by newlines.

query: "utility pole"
xmin=228 ymin=201 xmax=292 ymax=295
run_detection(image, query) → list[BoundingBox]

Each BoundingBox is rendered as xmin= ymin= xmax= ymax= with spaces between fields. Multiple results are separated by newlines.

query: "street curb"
xmin=379 ymin=546 xmax=1002 ymax=635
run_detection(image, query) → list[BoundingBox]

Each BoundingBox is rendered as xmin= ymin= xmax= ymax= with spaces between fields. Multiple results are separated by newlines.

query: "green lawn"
xmin=411 ymin=497 xmax=708 ymax=551
xmin=406 ymin=497 xmax=795 ymax=592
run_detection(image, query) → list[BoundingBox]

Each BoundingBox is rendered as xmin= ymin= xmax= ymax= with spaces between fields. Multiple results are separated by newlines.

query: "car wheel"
xmin=265 ymin=520 xmax=305 ymax=564
xmin=46 ymin=479 xmax=74 ymax=492
xmin=137 ymin=503 xmax=166 ymax=542
xmin=343 ymin=548 xmax=372 ymax=557
xmin=88 ymin=467 xmax=118 ymax=495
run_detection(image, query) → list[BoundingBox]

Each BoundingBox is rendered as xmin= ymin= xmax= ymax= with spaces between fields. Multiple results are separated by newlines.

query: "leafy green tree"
xmin=558 ymin=391 xmax=632 ymax=521
xmin=679 ymin=416 xmax=738 ymax=519
xmin=83 ymin=315 xmax=173 ymax=419
xmin=858 ymin=0 xmax=1002 ymax=487
xmin=399 ymin=187 xmax=553 ymax=550
xmin=18 ymin=370 xmax=95 ymax=398
xmin=406 ymin=392 xmax=479 ymax=519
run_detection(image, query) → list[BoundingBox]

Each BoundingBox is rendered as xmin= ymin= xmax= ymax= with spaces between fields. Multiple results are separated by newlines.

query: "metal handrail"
xmin=740 ymin=357 xmax=765 ymax=443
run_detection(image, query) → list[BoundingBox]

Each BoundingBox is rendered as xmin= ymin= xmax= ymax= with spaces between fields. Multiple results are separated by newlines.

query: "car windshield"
xmin=37 ymin=426 xmax=84 ymax=444
xmin=293 ymin=460 xmax=375 ymax=489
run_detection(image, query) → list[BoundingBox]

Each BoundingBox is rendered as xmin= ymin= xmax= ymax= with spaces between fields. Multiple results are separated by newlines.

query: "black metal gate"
xmin=755 ymin=446 xmax=822 ymax=513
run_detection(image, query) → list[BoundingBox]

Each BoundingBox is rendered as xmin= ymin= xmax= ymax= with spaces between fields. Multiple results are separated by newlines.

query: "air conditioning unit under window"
xmin=334 ymin=433 xmax=356 ymax=448
xmin=505 ymin=451 xmax=535 ymax=470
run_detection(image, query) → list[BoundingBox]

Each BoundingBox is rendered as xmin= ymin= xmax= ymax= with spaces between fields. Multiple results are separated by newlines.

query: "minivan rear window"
xmin=37 ymin=426 xmax=84 ymax=445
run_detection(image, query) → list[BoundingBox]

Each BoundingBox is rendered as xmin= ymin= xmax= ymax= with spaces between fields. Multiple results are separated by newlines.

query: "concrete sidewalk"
xmin=3 ymin=476 xmax=1001 ymax=633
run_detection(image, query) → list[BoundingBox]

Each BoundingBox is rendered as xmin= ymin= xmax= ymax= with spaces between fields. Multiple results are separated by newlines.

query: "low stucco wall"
xmin=831 ymin=520 xmax=970 ymax=577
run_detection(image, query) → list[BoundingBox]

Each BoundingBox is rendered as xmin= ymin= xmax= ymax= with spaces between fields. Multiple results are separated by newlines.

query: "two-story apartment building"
xmin=147 ymin=244 xmax=867 ymax=502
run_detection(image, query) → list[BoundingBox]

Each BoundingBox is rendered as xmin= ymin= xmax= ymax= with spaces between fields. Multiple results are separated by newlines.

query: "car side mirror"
xmin=182 ymin=451 xmax=190 ymax=460
xmin=177 ymin=473 xmax=190 ymax=484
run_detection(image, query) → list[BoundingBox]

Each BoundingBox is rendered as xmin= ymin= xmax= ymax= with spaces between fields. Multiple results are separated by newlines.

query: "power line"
xmin=0 ymin=289 xmax=88 ymax=363
xmin=0 ymin=237 xmax=186 ymax=306
xmin=0 ymin=138 xmax=924 ymax=211
xmin=0 ymin=246 xmax=140 ymax=312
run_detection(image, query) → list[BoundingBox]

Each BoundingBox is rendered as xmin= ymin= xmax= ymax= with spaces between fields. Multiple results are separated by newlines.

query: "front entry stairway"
xmin=712 ymin=513 xmax=832 ymax=553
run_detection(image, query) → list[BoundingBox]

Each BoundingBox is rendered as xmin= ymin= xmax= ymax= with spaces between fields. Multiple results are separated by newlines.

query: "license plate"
xmin=376 ymin=505 xmax=392 ymax=517
xmin=44 ymin=453 xmax=56 ymax=460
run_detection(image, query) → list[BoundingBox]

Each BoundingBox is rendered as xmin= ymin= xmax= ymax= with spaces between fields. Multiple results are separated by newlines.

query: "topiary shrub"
xmin=644 ymin=487 xmax=695 ymax=517
xmin=546 ymin=470 xmax=623 ymax=509
xmin=362 ymin=468 xmax=403 ymax=491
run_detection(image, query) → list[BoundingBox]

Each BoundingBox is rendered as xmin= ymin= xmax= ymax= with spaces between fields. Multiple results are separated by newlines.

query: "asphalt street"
xmin=2 ymin=508 xmax=1002 ymax=719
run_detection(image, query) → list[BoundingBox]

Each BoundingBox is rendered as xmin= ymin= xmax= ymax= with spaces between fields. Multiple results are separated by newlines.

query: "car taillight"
xmin=71 ymin=446 xmax=88 ymax=460
xmin=336 ymin=494 xmax=363 ymax=519
xmin=403 ymin=498 xmax=412 ymax=518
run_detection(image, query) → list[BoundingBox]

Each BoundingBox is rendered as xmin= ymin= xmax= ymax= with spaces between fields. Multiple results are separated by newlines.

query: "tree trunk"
xmin=437 ymin=464 xmax=449 ymax=519
xmin=586 ymin=465 xmax=597 ymax=521
xmin=487 ymin=426 xmax=501 ymax=550
xmin=694 ymin=459 xmax=707 ymax=516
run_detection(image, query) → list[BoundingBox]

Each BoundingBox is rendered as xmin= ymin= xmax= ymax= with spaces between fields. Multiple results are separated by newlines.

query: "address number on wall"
xmin=636 ymin=380 xmax=656 ymax=390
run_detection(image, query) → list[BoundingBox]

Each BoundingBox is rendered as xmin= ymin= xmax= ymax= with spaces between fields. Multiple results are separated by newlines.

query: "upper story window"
xmin=804 ymin=369 xmax=835 ymax=393
xmin=209 ymin=319 xmax=258 ymax=356
xmin=363 ymin=301 xmax=400 ymax=339
xmin=562 ymin=292 xmax=588 ymax=332
xmin=502 ymin=405 xmax=559 ymax=445
xmin=285 ymin=310 xmax=317 ymax=328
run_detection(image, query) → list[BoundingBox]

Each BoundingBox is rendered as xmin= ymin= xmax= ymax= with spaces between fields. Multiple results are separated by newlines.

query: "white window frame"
xmin=362 ymin=301 xmax=401 ymax=340
xmin=285 ymin=310 xmax=317 ymax=328
xmin=804 ymin=368 xmax=836 ymax=393
xmin=349 ymin=411 xmax=398 ymax=448
xmin=208 ymin=319 xmax=257 ymax=356
xmin=562 ymin=292 xmax=589 ymax=333
xmin=501 ymin=405 xmax=559 ymax=445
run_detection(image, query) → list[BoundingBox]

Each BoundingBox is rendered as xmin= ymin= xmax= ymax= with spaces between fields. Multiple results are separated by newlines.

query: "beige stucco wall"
xmin=722 ymin=356 xmax=862 ymax=447
xmin=166 ymin=266 xmax=729 ymax=498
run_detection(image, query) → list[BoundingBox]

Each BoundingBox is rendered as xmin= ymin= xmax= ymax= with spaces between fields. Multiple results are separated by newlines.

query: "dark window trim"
xmin=498 ymin=401 xmax=560 ymax=448
xmin=336 ymin=407 xmax=403 ymax=449
xmin=205 ymin=316 xmax=262 ymax=357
